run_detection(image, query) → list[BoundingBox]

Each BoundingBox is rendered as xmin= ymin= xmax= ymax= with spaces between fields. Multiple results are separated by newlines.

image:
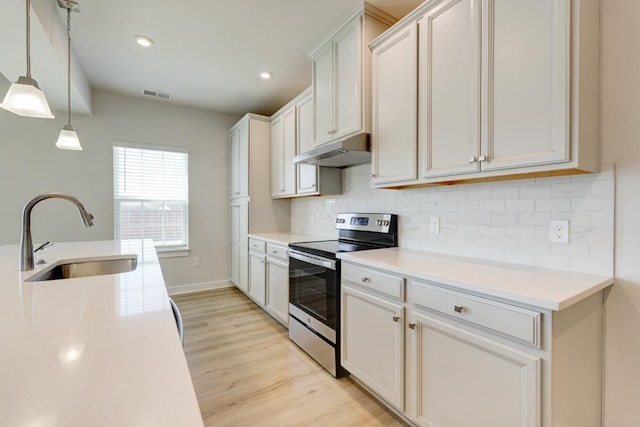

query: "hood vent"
xmin=293 ymin=133 xmax=370 ymax=168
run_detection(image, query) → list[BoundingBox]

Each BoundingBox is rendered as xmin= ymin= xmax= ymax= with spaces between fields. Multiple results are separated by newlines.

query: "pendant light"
xmin=55 ymin=0 xmax=82 ymax=151
xmin=0 ymin=0 xmax=54 ymax=118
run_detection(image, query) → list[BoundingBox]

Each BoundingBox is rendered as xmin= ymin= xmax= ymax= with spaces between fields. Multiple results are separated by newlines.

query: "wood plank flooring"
xmin=172 ymin=287 xmax=407 ymax=427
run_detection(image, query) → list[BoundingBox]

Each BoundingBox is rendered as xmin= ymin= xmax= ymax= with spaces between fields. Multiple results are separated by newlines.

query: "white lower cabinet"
xmin=341 ymin=261 xmax=604 ymax=427
xmin=409 ymin=310 xmax=540 ymax=427
xmin=248 ymin=250 xmax=266 ymax=305
xmin=341 ymin=284 xmax=404 ymax=411
xmin=265 ymin=242 xmax=290 ymax=325
xmin=247 ymin=238 xmax=290 ymax=326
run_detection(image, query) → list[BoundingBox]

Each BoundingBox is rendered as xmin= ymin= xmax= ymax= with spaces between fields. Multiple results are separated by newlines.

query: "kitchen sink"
xmin=25 ymin=255 xmax=138 ymax=282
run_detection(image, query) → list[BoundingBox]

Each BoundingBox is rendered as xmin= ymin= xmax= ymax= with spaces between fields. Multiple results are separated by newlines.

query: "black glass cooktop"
xmin=289 ymin=240 xmax=381 ymax=259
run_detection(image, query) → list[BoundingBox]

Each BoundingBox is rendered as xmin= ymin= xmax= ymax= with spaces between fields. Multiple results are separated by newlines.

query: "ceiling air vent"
xmin=142 ymin=90 xmax=171 ymax=100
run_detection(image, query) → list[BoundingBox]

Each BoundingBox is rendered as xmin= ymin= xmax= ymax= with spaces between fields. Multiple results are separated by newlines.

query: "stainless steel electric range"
xmin=288 ymin=213 xmax=398 ymax=377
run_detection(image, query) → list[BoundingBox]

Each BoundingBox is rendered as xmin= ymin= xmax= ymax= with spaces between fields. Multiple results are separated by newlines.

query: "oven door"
xmin=288 ymin=249 xmax=338 ymax=332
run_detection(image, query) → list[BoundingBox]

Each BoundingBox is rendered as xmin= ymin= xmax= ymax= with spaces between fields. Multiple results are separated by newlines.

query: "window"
xmin=113 ymin=142 xmax=189 ymax=252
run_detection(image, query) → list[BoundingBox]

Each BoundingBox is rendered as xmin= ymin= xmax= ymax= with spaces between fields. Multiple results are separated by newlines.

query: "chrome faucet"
xmin=20 ymin=192 xmax=94 ymax=271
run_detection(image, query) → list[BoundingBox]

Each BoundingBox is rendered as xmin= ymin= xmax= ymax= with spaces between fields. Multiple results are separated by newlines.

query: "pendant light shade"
xmin=55 ymin=124 xmax=82 ymax=150
xmin=56 ymin=1 xmax=82 ymax=151
xmin=0 ymin=0 xmax=54 ymax=119
xmin=0 ymin=76 xmax=54 ymax=118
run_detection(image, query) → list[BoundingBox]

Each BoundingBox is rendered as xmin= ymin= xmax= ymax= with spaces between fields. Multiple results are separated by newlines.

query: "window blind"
xmin=113 ymin=143 xmax=189 ymax=249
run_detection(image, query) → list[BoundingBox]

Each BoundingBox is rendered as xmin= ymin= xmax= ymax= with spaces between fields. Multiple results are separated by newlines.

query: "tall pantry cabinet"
xmin=229 ymin=114 xmax=290 ymax=292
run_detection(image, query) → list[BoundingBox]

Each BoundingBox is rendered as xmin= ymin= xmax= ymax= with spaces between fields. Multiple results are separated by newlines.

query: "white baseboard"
xmin=167 ymin=280 xmax=232 ymax=296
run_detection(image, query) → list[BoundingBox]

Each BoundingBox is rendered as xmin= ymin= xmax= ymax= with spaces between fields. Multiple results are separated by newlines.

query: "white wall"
xmin=292 ymin=164 xmax=615 ymax=276
xmin=602 ymin=0 xmax=640 ymax=425
xmin=0 ymin=83 xmax=240 ymax=292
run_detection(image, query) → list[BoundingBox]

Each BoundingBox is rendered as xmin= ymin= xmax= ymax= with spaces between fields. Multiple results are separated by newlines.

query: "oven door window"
xmin=289 ymin=256 xmax=337 ymax=329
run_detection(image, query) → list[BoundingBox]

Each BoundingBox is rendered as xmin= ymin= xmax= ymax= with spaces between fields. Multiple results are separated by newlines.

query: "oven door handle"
xmin=289 ymin=249 xmax=336 ymax=270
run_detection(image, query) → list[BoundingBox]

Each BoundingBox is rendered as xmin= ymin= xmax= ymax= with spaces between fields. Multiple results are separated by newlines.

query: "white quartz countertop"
xmin=248 ymin=232 xmax=330 ymax=245
xmin=0 ymin=240 xmax=203 ymax=427
xmin=337 ymin=248 xmax=614 ymax=311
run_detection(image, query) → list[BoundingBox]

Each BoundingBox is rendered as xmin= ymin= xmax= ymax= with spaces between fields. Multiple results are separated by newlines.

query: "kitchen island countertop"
xmin=338 ymin=247 xmax=614 ymax=311
xmin=0 ymin=240 xmax=203 ymax=426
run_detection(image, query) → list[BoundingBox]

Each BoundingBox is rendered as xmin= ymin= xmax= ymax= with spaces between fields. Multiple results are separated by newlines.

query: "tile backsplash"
xmin=291 ymin=164 xmax=615 ymax=276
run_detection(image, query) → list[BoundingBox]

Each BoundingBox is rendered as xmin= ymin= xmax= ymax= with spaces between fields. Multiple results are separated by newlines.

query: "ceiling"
xmin=0 ymin=0 xmax=423 ymax=117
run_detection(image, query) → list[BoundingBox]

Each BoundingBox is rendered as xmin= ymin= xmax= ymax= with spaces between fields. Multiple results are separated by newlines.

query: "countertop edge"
xmin=337 ymin=248 xmax=615 ymax=311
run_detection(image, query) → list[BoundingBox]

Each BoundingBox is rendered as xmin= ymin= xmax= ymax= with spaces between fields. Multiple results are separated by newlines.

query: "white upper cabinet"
xmin=271 ymin=108 xmax=296 ymax=198
xmin=419 ymin=0 xmax=481 ymax=180
xmin=371 ymin=21 xmax=418 ymax=186
xmin=296 ymin=90 xmax=322 ymax=195
xmin=371 ymin=0 xmax=601 ymax=187
xmin=229 ymin=121 xmax=249 ymax=198
xmin=480 ymin=0 xmax=569 ymax=172
xmin=270 ymin=88 xmax=342 ymax=199
xmin=308 ymin=3 xmax=396 ymax=148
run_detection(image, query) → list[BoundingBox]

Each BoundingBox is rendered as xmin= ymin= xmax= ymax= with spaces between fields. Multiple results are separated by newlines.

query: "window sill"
xmin=156 ymin=247 xmax=191 ymax=259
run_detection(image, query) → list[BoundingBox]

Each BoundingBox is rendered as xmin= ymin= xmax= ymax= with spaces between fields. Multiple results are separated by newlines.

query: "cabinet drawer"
xmin=248 ymin=238 xmax=266 ymax=253
xmin=342 ymin=263 xmax=405 ymax=300
xmin=411 ymin=281 xmax=541 ymax=347
xmin=266 ymin=243 xmax=288 ymax=261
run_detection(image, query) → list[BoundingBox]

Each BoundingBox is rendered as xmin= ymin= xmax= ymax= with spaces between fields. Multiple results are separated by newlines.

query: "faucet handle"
xmin=34 ymin=241 xmax=53 ymax=253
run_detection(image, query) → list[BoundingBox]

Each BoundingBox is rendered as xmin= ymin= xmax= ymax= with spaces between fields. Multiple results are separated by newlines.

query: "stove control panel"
xmin=335 ymin=213 xmax=396 ymax=234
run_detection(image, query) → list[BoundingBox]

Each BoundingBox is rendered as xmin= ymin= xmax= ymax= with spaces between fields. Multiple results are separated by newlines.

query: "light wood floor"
xmin=172 ymin=287 xmax=407 ymax=427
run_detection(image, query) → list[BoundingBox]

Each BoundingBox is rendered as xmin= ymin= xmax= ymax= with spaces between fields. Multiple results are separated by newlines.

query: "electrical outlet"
xmin=430 ymin=217 xmax=440 ymax=234
xmin=550 ymin=220 xmax=569 ymax=243
xmin=193 ymin=257 xmax=200 ymax=267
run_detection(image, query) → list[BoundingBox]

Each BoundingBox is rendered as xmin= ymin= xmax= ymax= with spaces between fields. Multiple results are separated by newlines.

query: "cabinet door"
xmin=371 ymin=22 xmax=418 ymax=186
xmin=480 ymin=0 xmax=569 ymax=172
xmin=270 ymin=115 xmax=284 ymax=197
xmin=230 ymin=121 xmax=249 ymax=199
xmin=230 ymin=243 xmax=240 ymax=288
xmin=249 ymin=252 xmax=266 ymax=305
xmin=341 ymin=285 xmax=404 ymax=411
xmin=410 ymin=311 xmax=540 ymax=427
xmin=282 ymin=108 xmax=297 ymax=196
xmin=419 ymin=0 xmax=481 ymax=179
xmin=333 ymin=19 xmax=361 ymax=140
xmin=312 ymin=44 xmax=334 ymax=146
xmin=296 ymin=91 xmax=319 ymax=195
xmin=266 ymin=258 xmax=289 ymax=325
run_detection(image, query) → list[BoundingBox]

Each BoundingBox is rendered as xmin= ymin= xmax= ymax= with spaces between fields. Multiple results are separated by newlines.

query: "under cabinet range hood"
xmin=293 ymin=133 xmax=370 ymax=168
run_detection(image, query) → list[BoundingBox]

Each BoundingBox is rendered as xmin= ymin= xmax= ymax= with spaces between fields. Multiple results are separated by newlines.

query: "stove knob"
xmin=383 ymin=220 xmax=390 ymax=226
xmin=376 ymin=219 xmax=382 ymax=226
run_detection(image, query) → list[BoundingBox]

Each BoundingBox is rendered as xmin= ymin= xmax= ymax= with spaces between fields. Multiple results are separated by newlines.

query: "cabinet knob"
xmin=327 ymin=130 xmax=335 ymax=135
xmin=361 ymin=277 xmax=370 ymax=283
xmin=408 ymin=323 xmax=416 ymax=329
xmin=370 ymin=173 xmax=376 ymax=178
xmin=454 ymin=305 xmax=464 ymax=314
xmin=478 ymin=155 xmax=487 ymax=162
xmin=392 ymin=316 xmax=400 ymax=322
xmin=469 ymin=156 xmax=476 ymax=163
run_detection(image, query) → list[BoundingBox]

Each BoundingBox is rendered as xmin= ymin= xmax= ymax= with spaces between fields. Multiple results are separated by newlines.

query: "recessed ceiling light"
xmin=260 ymin=71 xmax=273 ymax=80
xmin=135 ymin=35 xmax=154 ymax=47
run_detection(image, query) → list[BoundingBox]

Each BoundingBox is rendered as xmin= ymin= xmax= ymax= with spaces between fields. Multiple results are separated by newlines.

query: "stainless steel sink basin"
xmin=26 ymin=255 xmax=138 ymax=282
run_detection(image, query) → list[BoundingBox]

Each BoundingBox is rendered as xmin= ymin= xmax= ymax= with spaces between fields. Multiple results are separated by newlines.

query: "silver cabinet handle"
xmin=454 ymin=305 xmax=464 ymax=313
xmin=408 ymin=323 xmax=416 ymax=329
xmin=361 ymin=277 xmax=370 ymax=283
xmin=392 ymin=316 xmax=400 ymax=322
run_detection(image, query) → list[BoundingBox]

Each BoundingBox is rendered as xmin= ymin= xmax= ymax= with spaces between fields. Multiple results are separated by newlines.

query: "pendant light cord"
xmin=26 ymin=0 xmax=31 ymax=77
xmin=66 ymin=7 xmax=71 ymax=126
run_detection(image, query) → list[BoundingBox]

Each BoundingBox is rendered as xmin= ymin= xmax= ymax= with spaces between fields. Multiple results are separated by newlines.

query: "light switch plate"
xmin=430 ymin=217 xmax=440 ymax=234
xmin=550 ymin=220 xmax=569 ymax=243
